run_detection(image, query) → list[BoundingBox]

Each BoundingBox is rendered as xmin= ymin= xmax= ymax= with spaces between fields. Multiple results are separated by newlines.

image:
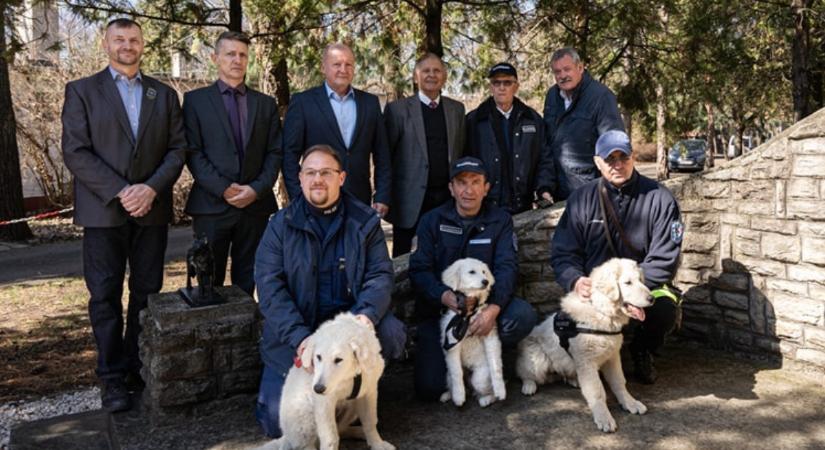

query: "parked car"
xmin=667 ymin=139 xmax=707 ymax=172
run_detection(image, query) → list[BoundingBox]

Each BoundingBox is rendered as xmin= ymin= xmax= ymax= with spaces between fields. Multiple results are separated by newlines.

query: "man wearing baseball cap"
xmin=551 ymin=130 xmax=684 ymax=384
xmin=465 ymin=62 xmax=556 ymax=214
xmin=409 ymin=156 xmax=538 ymax=400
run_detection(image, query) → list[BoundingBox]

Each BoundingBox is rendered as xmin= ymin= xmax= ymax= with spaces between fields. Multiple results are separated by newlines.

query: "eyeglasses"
xmin=603 ymin=154 xmax=631 ymax=165
xmin=490 ymin=79 xmax=516 ymax=87
xmin=300 ymin=168 xmax=341 ymax=179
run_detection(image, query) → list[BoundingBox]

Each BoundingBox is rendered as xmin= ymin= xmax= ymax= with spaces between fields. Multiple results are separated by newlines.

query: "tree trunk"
xmin=655 ymin=81 xmax=668 ymax=180
xmin=229 ymin=0 xmax=243 ymax=32
xmin=791 ymin=0 xmax=812 ymax=122
xmin=704 ymin=102 xmax=716 ymax=169
xmin=0 ymin=10 xmax=33 ymax=241
xmin=424 ymin=0 xmax=444 ymax=56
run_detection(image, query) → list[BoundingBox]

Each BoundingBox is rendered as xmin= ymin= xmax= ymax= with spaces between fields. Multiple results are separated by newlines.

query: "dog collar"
xmin=348 ymin=373 xmax=362 ymax=400
xmin=443 ymin=290 xmax=479 ymax=350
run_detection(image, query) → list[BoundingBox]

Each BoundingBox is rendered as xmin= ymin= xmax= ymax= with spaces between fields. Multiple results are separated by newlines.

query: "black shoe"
xmin=124 ymin=371 xmax=145 ymax=393
xmin=632 ymin=350 xmax=657 ymax=385
xmin=101 ymin=379 xmax=132 ymax=412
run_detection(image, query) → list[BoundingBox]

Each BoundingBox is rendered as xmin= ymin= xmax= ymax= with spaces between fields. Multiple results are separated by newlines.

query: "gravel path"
xmin=0 ymin=388 xmax=100 ymax=449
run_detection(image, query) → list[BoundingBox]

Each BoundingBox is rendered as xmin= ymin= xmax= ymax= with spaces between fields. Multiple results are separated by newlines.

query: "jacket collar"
xmin=602 ymin=169 xmax=640 ymax=196
xmin=436 ymin=200 xmax=497 ymax=228
xmin=284 ymin=192 xmax=380 ymax=236
xmin=475 ymin=96 xmax=527 ymax=121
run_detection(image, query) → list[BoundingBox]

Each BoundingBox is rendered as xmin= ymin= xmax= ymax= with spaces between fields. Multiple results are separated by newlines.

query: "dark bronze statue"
xmin=179 ymin=234 xmax=225 ymax=307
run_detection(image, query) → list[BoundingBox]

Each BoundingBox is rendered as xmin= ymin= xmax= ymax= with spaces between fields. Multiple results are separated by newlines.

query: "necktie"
xmin=429 ymin=101 xmax=438 ymax=109
xmin=225 ymin=88 xmax=244 ymax=166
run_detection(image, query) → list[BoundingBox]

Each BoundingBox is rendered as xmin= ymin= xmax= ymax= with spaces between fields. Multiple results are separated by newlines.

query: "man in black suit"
xmin=282 ymin=43 xmax=390 ymax=216
xmin=61 ymin=18 xmax=186 ymax=412
xmin=183 ymin=31 xmax=281 ymax=296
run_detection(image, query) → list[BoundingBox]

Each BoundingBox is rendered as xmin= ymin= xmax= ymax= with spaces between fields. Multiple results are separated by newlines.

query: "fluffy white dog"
xmin=439 ymin=257 xmax=505 ymax=408
xmin=258 ymin=313 xmax=394 ymax=450
xmin=516 ymin=258 xmax=653 ymax=432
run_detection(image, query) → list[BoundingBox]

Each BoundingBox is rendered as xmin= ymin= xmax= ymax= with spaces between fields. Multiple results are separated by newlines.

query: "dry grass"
xmin=0 ymin=260 xmax=189 ymax=402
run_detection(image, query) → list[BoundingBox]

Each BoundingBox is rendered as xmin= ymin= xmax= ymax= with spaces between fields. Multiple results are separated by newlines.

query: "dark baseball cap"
xmin=595 ymin=130 xmax=632 ymax=159
xmin=450 ymin=157 xmax=487 ymax=180
xmin=488 ymin=62 xmax=517 ymax=79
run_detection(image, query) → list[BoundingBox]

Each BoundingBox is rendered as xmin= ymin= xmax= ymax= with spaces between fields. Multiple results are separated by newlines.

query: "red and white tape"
xmin=0 ymin=207 xmax=74 ymax=226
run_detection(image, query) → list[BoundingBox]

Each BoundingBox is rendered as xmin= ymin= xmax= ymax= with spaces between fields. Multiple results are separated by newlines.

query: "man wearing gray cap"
xmin=409 ymin=156 xmax=537 ymax=400
xmin=551 ymin=130 xmax=683 ymax=384
xmin=466 ymin=62 xmax=555 ymax=214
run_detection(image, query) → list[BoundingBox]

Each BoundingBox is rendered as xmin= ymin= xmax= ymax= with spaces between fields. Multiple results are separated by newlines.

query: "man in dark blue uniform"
xmin=253 ymin=144 xmax=406 ymax=437
xmin=409 ymin=156 xmax=538 ymax=400
xmin=551 ymin=130 xmax=683 ymax=384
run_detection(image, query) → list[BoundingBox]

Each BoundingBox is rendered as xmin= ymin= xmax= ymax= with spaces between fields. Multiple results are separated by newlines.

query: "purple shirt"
xmin=217 ymin=79 xmax=248 ymax=149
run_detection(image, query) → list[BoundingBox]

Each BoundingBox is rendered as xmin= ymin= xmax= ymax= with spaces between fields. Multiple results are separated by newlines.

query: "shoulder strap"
xmin=598 ymin=180 xmax=643 ymax=259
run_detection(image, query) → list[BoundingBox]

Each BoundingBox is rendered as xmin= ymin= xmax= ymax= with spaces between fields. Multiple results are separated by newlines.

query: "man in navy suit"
xmin=61 ymin=18 xmax=186 ymax=412
xmin=183 ymin=31 xmax=281 ymax=296
xmin=282 ymin=43 xmax=391 ymax=217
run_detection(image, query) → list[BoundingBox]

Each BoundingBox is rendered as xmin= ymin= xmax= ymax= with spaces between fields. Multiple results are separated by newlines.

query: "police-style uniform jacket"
xmin=466 ymin=97 xmax=555 ymax=214
xmin=409 ymin=200 xmax=518 ymax=320
xmin=254 ymin=192 xmax=394 ymax=374
xmin=551 ymin=171 xmax=682 ymax=292
xmin=543 ymin=71 xmax=625 ymax=201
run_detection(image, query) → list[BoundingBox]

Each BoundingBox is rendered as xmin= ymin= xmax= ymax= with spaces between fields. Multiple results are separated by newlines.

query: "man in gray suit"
xmin=385 ymin=53 xmax=465 ymax=257
xmin=62 ymin=18 xmax=186 ymax=412
xmin=183 ymin=31 xmax=281 ymax=296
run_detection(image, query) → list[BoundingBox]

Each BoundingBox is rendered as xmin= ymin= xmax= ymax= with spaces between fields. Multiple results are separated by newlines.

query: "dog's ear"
xmin=350 ymin=340 xmax=369 ymax=371
xmin=442 ymin=261 xmax=461 ymax=290
xmin=593 ymin=260 xmax=620 ymax=302
xmin=300 ymin=336 xmax=315 ymax=369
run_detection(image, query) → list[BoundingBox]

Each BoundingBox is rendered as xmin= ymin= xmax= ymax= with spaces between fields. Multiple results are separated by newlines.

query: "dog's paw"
xmin=369 ymin=440 xmax=396 ymax=450
xmin=478 ymin=394 xmax=496 ymax=407
xmin=622 ymin=399 xmax=647 ymax=415
xmin=450 ymin=387 xmax=466 ymax=407
xmin=439 ymin=391 xmax=451 ymax=403
xmin=593 ymin=410 xmax=617 ymax=433
xmin=493 ymin=386 xmax=506 ymax=401
xmin=521 ymin=380 xmax=537 ymax=396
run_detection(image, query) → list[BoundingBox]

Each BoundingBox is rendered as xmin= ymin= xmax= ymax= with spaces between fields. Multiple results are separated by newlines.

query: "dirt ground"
xmin=0 ymin=260 xmax=188 ymax=402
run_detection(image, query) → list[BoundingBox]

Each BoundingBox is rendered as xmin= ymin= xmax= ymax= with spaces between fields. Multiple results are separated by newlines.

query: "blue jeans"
xmin=255 ymin=311 xmax=407 ymax=437
xmin=413 ymin=297 xmax=537 ymax=401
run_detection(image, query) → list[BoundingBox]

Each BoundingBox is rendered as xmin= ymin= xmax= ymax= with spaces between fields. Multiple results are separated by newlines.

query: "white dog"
xmin=516 ymin=258 xmax=653 ymax=432
xmin=258 ymin=313 xmax=394 ymax=450
xmin=439 ymin=257 xmax=505 ymax=408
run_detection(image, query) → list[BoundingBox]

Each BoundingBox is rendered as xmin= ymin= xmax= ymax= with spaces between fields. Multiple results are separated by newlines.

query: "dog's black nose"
xmin=313 ymin=383 xmax=326 ymax=394
xmin=481 ymin=279 xmax=489 ymax=287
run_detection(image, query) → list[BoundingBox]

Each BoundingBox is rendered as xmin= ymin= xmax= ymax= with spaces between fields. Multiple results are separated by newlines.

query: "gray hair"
xmin=551 ymin=47 xmax=582 ymax=65
xmin=322 ymin=43 xmax=354 ymax=63
xmin=415 ymin=52 xmax=445 ymax=70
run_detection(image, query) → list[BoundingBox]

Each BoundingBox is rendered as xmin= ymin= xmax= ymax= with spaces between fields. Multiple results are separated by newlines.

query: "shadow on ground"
xmin=110 ymin=339 xmax=825 ymax=450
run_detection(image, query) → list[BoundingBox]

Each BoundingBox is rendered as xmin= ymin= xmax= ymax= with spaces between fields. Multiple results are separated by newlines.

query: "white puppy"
xmin=259 ymin=313 xmax=394 ymax=450
xmin=516 ymin=258 xmax=652 ymax=432
xmin=439 ymin=257 xmax=505 ymax=408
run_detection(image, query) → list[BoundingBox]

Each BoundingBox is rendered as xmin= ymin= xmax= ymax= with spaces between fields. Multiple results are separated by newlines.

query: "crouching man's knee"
xmin=377 ymin=312 xmax=407 ymax=361
xmin=496 ymin=297 xmax=538 ymax=348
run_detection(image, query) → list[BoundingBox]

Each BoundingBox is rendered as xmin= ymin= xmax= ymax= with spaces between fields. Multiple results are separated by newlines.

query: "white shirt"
xmin=418 ymin=91 xmax=441 ymax=107
xmin=559 ymin=89 xmax=573 ymax=110
xmin=496 ymin=105 xmax=513 ymax=119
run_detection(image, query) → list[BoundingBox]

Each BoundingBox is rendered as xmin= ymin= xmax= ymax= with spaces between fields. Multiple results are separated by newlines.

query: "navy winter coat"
xmin=409 ymin=201 xmax=518 ymax=320
xmin=254 ymin=192 xmax=393 ymax=374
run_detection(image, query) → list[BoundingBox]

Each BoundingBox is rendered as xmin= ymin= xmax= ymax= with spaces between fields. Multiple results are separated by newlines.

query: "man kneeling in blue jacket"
xmin=254 ymin=144 xmax=406 ymax=437
xmin=409 ymin=156 xmax=538 ymax=400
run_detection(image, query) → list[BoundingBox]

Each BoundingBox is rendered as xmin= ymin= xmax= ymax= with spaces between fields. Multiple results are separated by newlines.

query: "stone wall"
xmin=493 ymin=108 xmax=825 ymax=379
xmin=139 ymin=286 xmax=261 ymax=423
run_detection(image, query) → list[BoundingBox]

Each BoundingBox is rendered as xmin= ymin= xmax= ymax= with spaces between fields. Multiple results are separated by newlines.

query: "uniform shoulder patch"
xmin=670 ymin=220 xmax=684 ymax=245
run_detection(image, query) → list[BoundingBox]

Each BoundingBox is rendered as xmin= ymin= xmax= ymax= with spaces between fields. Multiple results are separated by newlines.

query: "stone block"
xmin=679 ymin=320 xmax=711 ymax=337
xmin=776 ymin=180 xmax=786 ymax=217
xmin=709 ymin=273 xmax=750 ymax=292
xmin=681 ymin=252 xmax=716 ymax=270
xmin=516 ymin=228 xmax=551 ymax=245
xmin=674 ymin=269 xmax=703 ymax=285
xmin=794 ymin=137 xmax=825 ymax=153
xmin=799 ymin=222 xmax=825 ymax=237
xmin=761 ymin=233 xmax=801 ymax=263
xmin=523 ymin=281 xmax=565 ymax=304
xmin=770 ymin=293 xmax=824 ymax=326
xmin=804 ymin=327 xmax=825 ymax=350
xmin=219 ymin=369 xmax=261 ymax=396
xmin=766 ymin=278 xmax=808 ymax=296
xmin=518 ymin=243 xmax=550 ymax=263
xmin=685 ymin=213 xmax=719 ymax=234
xmin=801 ymin=237 xmax=825 ymax=265
xmin=518 ymin=263 xmax=543 ymax=283
xmin=750 ymin=288 xmax=768 ymax=334
xmin=788 ymin=178 xmax=820 ymax=198
xmin=730 ymin=256 xmax=786 ymax=277
xmin=821 ymin=180 xmax=825 ymax=199
xmin=788 ymin=264 xmax=825 ymax=282
xmin=749 ymin=218 xmax=797 ymax=236
xmin=713 ymin=290 xmax=749 ymax=310
xmin=683 ymin=285 xmax=712 ymax=303
xmin=754 ymin=336 xmax=781 ymax=353
xmin=720 ymin=225 xmax=733 ymax=261
xmin=779 ymin=340 xmax=798 ymax=358
xmin=703 ymin=166 xmax=750 ymax=181
xmin=701 ymin=181 xmax=731 ymax=198
xmin=737 ymin=201 xmax=774 ymax=215
xmin=720 ymin=213 xmax=749 ymax=227
xmin=150 ymin=348 xmax=211 ymax=381
xmin=787 ymin=200 xmax=825 ymax=220
xmin=682 ymin=233 xmax=718 ymax=253
xmin=147 ymin=286 xmax=258 ymax=333
xmin=155 ymin=378 xmax=216 ymax=407
xmin=733 ymin=180 xmax=774 ymax=201
xmin=734 ymin=228 xmax=761 ymax=257
xmin=810 ymin=283 xmax=825 ymax=301
xmin=231 ymin=344 xmax=262 ymax=371
xmin=195 ymin=321 xmax=254 ymax=343
xmin=682 ymin=303 xmax=721 ymax=321
xmin=796 ymin=348 xmax=825 ymax=367
xmin=792 ymin=155 xmax=825 ymax=177
xmin=750 ymin=159 xmax=790 ymax=179
xmin=722 ymin=309 xmax=751 ymax=327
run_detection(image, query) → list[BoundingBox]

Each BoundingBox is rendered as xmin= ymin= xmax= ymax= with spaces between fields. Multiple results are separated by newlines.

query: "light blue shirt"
xmin=324 ymin=81 xmax=356 ymax=148
xmin=109 ymin=66 xmax=143 ymax=138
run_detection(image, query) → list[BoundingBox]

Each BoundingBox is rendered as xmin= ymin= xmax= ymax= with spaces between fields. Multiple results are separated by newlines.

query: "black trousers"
xmin=83 ymin=222 xmax=168 ymax=381
xmin=192 ymin=209 xmax=269 ymax=296
xmin=630 ymin=297 xmax=681 ymax=354
xmin=392 ymin=188 xmax=449 ymax=258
